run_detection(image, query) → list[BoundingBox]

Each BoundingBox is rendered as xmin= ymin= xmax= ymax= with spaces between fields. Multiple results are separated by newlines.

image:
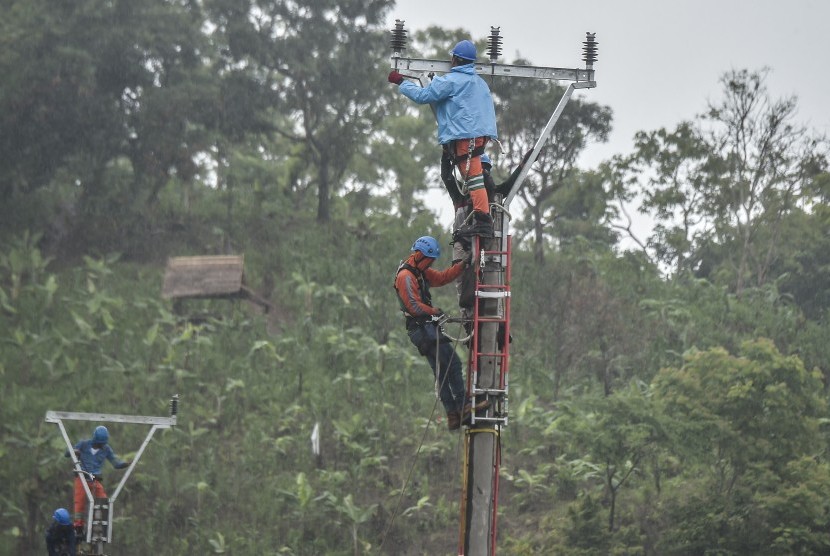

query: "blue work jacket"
xmin=66 ymin=439 xmax=128 ymax=476
xmin=399 ymin=63 xmax=498 ymax=145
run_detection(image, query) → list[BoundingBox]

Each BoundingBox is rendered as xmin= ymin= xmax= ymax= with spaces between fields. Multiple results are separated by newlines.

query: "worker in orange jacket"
xmin=394 ymin=236 xmax=472 ymax=430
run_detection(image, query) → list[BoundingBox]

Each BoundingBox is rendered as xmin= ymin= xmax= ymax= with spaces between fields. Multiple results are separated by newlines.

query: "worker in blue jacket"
xmin=65 ymin=425 xmax=130 ymax=530
xmin=389 ymin=39 xmax=498 ymax=237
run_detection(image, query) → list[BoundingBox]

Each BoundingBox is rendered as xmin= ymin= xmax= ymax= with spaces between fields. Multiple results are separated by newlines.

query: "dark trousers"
xmin=407 ymin=322 xmax=465 ymax=413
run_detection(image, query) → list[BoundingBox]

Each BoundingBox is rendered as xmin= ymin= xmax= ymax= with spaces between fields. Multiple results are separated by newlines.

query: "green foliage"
xmin=2 ymin=3 xmax=830 ymax=553
xmin=490 ymin=72 xmax=613 ymax=262
xmin=4 ymin=192 xmax=830 ymax=555
xmin=651 ymin=340 xmax=830 ymax=554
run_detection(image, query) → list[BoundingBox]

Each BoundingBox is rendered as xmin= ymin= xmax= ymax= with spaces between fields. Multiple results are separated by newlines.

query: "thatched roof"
xmin=162 ymin=255 xmax=245 ymax=299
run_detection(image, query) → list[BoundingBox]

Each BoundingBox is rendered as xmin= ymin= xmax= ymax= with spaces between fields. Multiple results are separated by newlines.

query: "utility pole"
xmin=389 ymin=23 xmax=597 ymax=555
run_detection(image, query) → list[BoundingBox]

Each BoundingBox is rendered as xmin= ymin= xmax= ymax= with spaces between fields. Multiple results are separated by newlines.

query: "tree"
xmin=0 ymin=0 xmax=241 ymax=255
xmin=209 ymin=0 xmax=395 ymax=222
xmin=702 ymin=68 xmax=829 ymax=293
xmin=652 ymin=339 xmax=830 ymax=554
xmin=512 ymin=246 xmax=659 ymax=399
xmin=490 ymin=71 xmax=611 ymax=263
xmin=623 ymin=69 xmax=829 ymax=289
xmin=364 ymin=113 xmax=435 ymax=221
xmin=0 ymin=0 xmax=124 ymax=198
xmin=551 ymin=383 xmax=665 ymax=534
xmin=624 ymin=122 xmax=715 ymax=274
xmin=762 ymin=203 xmax=830 ymax=321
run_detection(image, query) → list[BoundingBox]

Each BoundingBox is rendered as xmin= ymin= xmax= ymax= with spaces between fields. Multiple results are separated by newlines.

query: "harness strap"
xmin=447 ymin=138 xmax=488 ymax=196
xmin=448 ymin=141 xmax=487 ymax=163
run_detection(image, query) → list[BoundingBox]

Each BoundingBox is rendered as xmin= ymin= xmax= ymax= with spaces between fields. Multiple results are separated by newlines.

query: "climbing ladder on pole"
xmin=458 ymin=231 xmax=512 ymax=555
xmin=466 ymin=234 xmax=511 ymax=427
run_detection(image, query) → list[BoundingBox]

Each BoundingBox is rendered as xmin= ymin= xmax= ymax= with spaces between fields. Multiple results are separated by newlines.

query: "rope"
xmin=439 ymin=317 xmax=473 ymax=345
xmin=378 ymin=329 xmax=467 ymax=553
xmin=377 ymin=385 xmax=442 ymax=553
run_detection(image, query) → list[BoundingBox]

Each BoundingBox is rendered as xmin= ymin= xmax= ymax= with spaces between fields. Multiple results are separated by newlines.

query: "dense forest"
xmin=2 ymin=0 xmax=830 ymax=554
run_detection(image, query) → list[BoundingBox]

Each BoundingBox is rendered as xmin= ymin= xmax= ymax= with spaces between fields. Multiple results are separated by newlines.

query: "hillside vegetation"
xmin=2 ymin=0 xmax=830 ymax=553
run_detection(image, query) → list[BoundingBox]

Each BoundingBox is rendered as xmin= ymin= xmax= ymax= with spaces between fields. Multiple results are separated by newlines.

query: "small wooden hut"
xmin=162 ymin=255 xmax=270 ymax=312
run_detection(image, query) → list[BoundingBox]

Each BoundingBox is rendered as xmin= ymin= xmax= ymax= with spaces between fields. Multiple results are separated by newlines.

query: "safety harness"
xmin=394 ymin=261 xmax=433 ymax=328
xmin=445 ymin=138 xmax=488 ymax=198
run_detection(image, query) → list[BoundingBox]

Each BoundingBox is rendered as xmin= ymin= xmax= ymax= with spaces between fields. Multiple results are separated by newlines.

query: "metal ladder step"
xmin=472 ymin=387 xmax=507 ymax=396
xmin=475 ymin=290 xmax=510 ymax=299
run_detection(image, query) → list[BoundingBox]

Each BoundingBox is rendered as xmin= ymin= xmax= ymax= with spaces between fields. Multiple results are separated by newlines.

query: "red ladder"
xmin=457 ymin=233 xmax=512 ymax=556
xmin=465 ymin=234 xmax=512 ymax=427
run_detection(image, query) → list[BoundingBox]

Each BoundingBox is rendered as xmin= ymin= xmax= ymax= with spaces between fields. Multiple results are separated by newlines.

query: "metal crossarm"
xmin=388 ymin=21 xmax=598 ymax=220
xmin=45 ymin=411 xmax=176 ymax=426
xmin=392 ymin=57 xmax=595 ymax=83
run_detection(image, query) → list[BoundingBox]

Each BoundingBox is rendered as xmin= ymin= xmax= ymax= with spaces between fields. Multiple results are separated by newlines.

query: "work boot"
xmin=454 ymin=212 xmax=494 ymax=239
xmin=446 ymin=410 xmax=462 ymax=431
xmin=450 ymin=231 xmax=472 ymax=250
xmin=461 ymin=398 xmax=491 ymax=425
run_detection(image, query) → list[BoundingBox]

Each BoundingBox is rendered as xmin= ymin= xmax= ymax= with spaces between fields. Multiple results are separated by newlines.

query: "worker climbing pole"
xmin=45 ymin=396 xmax=179 ymax=556
xmin=388 ymin=22 xmax=597 ymax=556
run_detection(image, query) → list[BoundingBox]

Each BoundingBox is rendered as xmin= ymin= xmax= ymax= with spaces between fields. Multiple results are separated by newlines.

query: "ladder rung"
xmin=475 ymin=317 xmax=506 ymax=323
xmin=472 ymin=387 xmax=507 ymax=395
xmin=476 ymin=291 xmax=510 ymax=299
xmin=474 ymin=352 xmax=508 ymax=358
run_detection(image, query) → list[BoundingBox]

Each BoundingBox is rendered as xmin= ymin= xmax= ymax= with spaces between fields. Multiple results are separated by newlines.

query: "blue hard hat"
xmin=480 ymin=154 xmax=492 ymax=167
xmin=411 ymin=236 xmax=441 ymax=259
xmin=54 ymin=508 xmax=71 ymax=525
xmin=92 ymin=425 xmax=109 ymax=444
xmin=450 ymin=40 xmax=476 ymax=61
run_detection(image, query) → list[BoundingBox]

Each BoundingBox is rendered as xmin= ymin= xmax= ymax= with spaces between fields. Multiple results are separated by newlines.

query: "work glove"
xmin=387 ymin=70 xmax=404 ymax=85
xmin=462 ymin=251 xmax=474 ymax=267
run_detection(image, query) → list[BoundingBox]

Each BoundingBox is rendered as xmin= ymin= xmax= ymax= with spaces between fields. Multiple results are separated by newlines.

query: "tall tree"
xmin=624 ymin=122 xmax=714 ymax=274
xmin=0 ymin=0 xmax=131 ymax=198
xmin=209 ymin=0 xmax=394 ymax=222
xmin=0 ymin=0 xmax=229 ymax=252
xmin=490 ymin=71 xmax=611 ymax=263
xmin=703 ymin=68 xmax=828 ymax=293
xmin=624 ymin=69 xmax=829 ymax=289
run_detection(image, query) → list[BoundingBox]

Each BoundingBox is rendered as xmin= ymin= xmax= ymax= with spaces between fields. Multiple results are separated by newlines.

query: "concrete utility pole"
xmin=389 ymin=22 xmax=597 ymax=555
